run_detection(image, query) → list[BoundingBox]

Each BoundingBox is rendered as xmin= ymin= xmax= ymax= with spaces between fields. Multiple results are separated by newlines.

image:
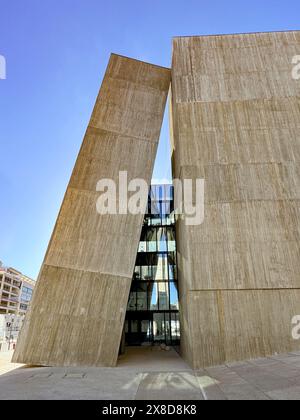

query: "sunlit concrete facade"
xmin=13 ymin=55 xmax=170 ymax=367
xmin=170 ymin=31 xmax=300 ymax=368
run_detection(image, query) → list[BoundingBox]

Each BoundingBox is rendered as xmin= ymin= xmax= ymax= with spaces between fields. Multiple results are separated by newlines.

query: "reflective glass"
xmin=170 ymin=282 xmax=179 ymax=310
xmin=155 ymin=255 xmax=168 ymax=280
xmin=137 ymin=292 xmax=147 ymax=310
xmin=131 ymin=320 xmax=138 ymax=333
xmin=138 ymin=242 xmax=147 ymax=252
xmin=141 ymin=320 xmax=151 ymax=335
xmin=149 ymin=283 xmax=158 ymax=310
xmin=157 ymin=227 xmax=167 ymax=252
xmin=127 ymin=293 xmax=136 ymax=310
xmin=126 ymin=185 xmax=180 ymax=345
xmin=153 ymin=313 xmax=165 ymax=341
xmin=158 ymin=282 xmax=169 ymax=310
xmin=171 ymin=313 xmax=180 ymax=340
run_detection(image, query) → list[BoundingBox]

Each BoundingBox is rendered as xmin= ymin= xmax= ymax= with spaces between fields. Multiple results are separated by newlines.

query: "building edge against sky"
xmin=170 ymin=30 xmax=300 ymax=368
xmin=13 ymin=55 xmax=171 ymax=367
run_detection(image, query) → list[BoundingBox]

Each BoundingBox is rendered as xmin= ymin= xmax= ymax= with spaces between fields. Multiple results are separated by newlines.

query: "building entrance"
xmin=125 ymin=311 xmax=180 ymax=346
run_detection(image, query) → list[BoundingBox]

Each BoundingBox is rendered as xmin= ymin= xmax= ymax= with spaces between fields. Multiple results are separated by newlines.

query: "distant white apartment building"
xmin=0 ymin=264 xmax=35 ymax=351
xmin=0 ymin=265 xmax=35 ymax=316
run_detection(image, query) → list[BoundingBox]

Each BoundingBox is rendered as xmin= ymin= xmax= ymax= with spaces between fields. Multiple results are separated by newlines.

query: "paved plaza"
xmin=1 ymin=347 xmax=300 ymax=400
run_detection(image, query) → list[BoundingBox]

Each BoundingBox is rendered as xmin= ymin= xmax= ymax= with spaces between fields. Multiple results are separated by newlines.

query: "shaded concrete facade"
xmin=170 ymin=31 xmax=300 ymax=368
xmin=13 ymin=55 xmax=170 ymax=367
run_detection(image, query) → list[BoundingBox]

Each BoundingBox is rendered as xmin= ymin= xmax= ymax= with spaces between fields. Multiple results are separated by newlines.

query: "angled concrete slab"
xmin=13 ymin=54 xmax=170 ymax=367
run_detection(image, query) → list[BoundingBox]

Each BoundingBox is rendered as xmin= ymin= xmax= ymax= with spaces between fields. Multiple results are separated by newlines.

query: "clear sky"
xmin=0 ymin=0 xmax=299 ymax=279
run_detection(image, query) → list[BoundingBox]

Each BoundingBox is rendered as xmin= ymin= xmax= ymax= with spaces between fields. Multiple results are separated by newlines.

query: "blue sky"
xmin=0 ymin=0 xmax=299 ymax=278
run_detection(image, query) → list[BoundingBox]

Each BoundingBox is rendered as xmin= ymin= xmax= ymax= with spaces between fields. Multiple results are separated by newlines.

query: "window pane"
xmin=167 ymin=228 xmax=176 ymax=251
xmin=131 ymin=320 xmax=138 ymax=333
xmin=157 ymin=227 xmax=167 ymax=252
xmin=170 ymin=282 xmax=179 ymax=310
xmin=150 ymin=200 xmax=160 ymax=217
xmin=127 ymin=293 xmax=136 ymax=310
xmin=138 ymin=241 xmax=147 ymax=252
xmin=149 ymin=283 xmax=158 ymax=310
xmin=148 ymin=241 xmax=156 ymax=252
xmin=133 ymin=267 xmax=141 ymax=281
xmin=168 ymin=241 xmax=176 ymax=252
xmin=171 ymin=313 xmax=180 ymax=340
xmin=137 ymin=292 xmax=147 ymax=310
xmin=141 ymin=266 xmax=151 ymax=281
xmin=155 ymin=255 xmax=168 ymax=280
xmin=153 ymin=313 xmax=165 ymax=341
xmin=141 ymin=320 xmax=150 ymax=334
xmin=169 ymin=264 xmax=177 ymax=280
xmin=158 ymin=282 xmax=169 ymax=310
xmin=165 ymin=316 xmax=171 ymax=344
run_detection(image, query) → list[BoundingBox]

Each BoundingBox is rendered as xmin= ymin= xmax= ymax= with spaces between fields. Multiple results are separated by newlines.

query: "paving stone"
xmin=229 ymin=365 xmax=295 ymax=392
xmin=262 ymin=364 xmax=300 ymax=379
xmin=195 ymin=372 xmax=227 ymax=400
xmin=266 ymin=385 xmax=300 ymax=400
xmin=249 ymin=358 xmax=283 ymax=367
xmin=205 ymin=366 xmax=248 ymax=386
xmin=219 ymin=383 xmax=270 ymax=400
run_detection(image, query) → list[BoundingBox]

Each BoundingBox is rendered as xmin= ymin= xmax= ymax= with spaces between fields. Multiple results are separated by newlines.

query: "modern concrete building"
xmin=13 ymin=30 xmax=300 ymax=369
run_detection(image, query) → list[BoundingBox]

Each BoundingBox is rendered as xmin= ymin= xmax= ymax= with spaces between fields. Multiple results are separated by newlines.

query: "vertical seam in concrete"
xmin=216 ymin=291 xmax=227 ymax=363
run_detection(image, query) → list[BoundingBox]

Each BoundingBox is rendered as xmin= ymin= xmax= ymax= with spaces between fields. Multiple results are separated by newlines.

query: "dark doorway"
xmin=125 ymin=311 xmax=180 ymax=346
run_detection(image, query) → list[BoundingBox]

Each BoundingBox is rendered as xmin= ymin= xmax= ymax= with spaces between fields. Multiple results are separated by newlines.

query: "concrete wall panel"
xmin=171 ymin=31 xmax=300 ymax=367
xmin=13 ymin=55 xmax=170 ymax=367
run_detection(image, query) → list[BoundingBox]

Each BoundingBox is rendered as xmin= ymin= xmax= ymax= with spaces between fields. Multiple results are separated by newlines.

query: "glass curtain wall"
xmin=125 ymin=185 xmax=180 ymax=346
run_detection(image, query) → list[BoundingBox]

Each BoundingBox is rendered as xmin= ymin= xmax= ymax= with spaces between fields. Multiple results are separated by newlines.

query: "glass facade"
xmin=125 ymin=185 xmax=180 ymax=346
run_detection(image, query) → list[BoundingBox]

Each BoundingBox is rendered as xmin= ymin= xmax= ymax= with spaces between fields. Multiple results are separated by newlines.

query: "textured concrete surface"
xmin=13 ymin=55 xmax=170 ymax=368
xmin=170 ymin=30 xmax=300 ymax=368
xmin=2 ymin=348 xmax=300 ymax=399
